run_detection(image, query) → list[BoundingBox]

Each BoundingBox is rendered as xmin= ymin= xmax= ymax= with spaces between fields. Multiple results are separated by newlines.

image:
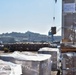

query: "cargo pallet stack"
xmin=61 ymin=0 xmax=76 ymax=52
xmin=0 ymin=52 xmax=52 ymax=75
xmin=62 ymin=0 xmax=76 ymax=43
xmin=61 ymin=52 xmax=76 ymax=75
xmin=61 ymin=0 xmax=76 ymax=75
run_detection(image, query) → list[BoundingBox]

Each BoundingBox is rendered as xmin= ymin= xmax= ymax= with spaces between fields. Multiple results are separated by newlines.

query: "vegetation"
xmin=3 ymin=47 xmax=9 ymax=53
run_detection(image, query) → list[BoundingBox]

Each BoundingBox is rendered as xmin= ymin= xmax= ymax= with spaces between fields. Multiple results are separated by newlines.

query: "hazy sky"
xmin=0 ymin=0 xmax=62 ymax=35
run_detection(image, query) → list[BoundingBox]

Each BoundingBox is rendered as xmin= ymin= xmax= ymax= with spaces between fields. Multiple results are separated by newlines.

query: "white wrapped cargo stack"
xmin=0 ymin=60 xmax=22 ymax=75
xmin=62 ymin=52 xmax=76 ymax=75
xmin=38 ymin=47 xmax=60 ymax=71
xmin=0 ymin=52 xmax=51 ymax=75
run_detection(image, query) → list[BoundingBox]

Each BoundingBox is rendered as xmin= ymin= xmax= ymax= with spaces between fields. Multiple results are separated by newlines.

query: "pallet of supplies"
xmin=0 ymin=51 xmax=51 ymax=75
xmin=62 ymin=52 xmax=76 ymax=75
xmin=0 ymin=60 xmax=22 ymax=75
xmin=38 ymin=47 xmax=60 ymax=71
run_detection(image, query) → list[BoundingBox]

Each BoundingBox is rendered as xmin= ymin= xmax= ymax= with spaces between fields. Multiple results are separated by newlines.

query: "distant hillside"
xmin=0 ymin=31 xmax=62 ymax=43
xmin=0 ymin=31 xmax=45 ymax=37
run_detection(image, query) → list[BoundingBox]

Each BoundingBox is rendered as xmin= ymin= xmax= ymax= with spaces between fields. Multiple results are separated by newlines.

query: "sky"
xmin=0 ymin=0 xmax=62 ymax=35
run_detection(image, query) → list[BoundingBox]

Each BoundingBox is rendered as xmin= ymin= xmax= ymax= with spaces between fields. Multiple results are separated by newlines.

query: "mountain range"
xmin=0 ymin=31 xmax=62 ymax=43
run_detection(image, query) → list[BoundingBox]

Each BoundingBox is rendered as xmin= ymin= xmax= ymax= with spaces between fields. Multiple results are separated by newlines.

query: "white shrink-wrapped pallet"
xmin=62 ymin=52 xmax=76 ymax=75
xmin=0 ymin=52 xmax=51 ymax=75
xmin=0 ymin=60 xmax=22 ymax=75
xmin=38 ymin=47 xmax=60 ymax=71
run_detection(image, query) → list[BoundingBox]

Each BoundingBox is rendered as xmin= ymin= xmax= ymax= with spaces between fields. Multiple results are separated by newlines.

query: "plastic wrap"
xmin=0 ymin=60 xmax=22 ymax=75
xmin=62 ymin=52 xmax=76 ymax=75
xmin=38 ymin=47 xmax=60 ymax=70
xmin=0 ymin=52 xmax=51 ymax=75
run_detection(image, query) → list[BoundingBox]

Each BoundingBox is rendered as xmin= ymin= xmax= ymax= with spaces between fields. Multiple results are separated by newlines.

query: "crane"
xmin=48 ymin=27 xmax=61 ymax=43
